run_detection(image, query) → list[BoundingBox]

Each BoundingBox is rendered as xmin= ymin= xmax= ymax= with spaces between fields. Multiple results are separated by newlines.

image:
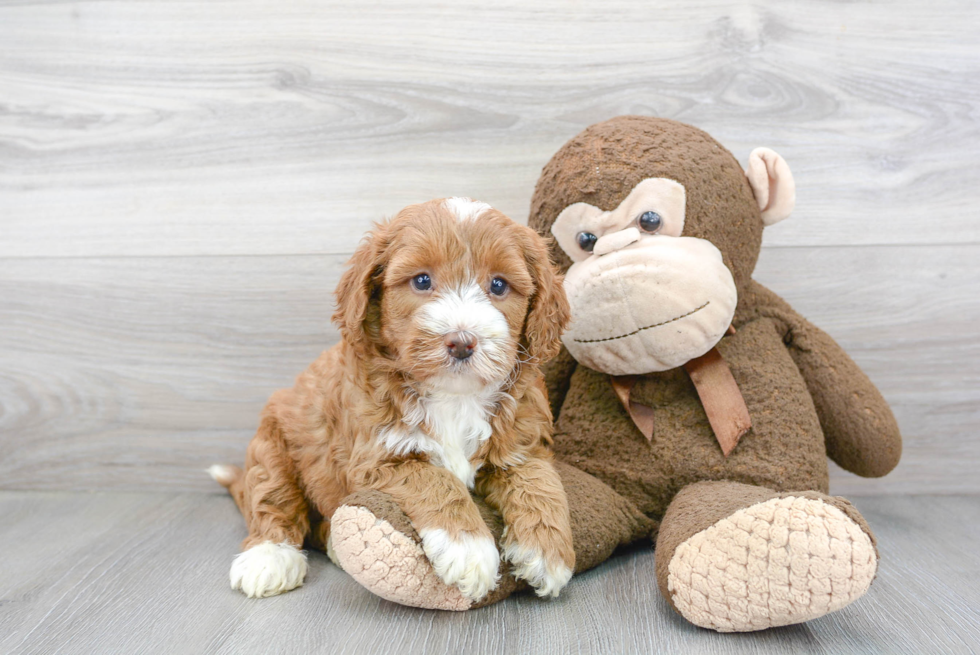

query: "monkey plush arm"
xmin=785 ymin=317 xmax=902 ymax=477
xmin=744 ymin=282 xmax=902 ymax=477
xmin=540 ymin=344 xmax=578 ymax=420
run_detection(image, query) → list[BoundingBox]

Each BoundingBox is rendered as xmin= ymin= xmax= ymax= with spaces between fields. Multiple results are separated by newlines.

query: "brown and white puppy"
xmin=210 ymin=198 xmax=575 ymax=602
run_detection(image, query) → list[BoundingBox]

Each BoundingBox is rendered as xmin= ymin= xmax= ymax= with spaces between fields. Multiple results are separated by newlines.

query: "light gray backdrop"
xmin=2 ymin=0 xmax=978 ymax=496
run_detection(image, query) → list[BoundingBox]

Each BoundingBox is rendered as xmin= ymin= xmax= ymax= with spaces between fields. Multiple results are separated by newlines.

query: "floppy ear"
xmin=746 ymin=147 xmax=796 ymax=226
xmin=332 ymin=224 xmax=389 ymax=351
xmin=522 ymin=230 xmax=572 ymax=363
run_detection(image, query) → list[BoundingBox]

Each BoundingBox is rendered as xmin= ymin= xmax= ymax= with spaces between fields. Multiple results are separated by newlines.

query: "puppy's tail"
xmin=208 ymin=463 xmax=242 ymax=488
xmin=208 ymin=464 xmax=248 ymax=517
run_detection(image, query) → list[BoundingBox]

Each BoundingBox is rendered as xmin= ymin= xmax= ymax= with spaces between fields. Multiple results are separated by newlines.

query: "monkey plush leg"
xmin=329 ymin=490 xmax=518 ymax=610
xmin=655 ymin=481 xmax=878 ymax=632
xmin=330 ymin=461 xmax=655 ymax=610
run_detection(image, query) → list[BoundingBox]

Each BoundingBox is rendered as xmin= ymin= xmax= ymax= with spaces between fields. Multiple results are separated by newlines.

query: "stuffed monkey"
xmin=328 ymin=116 xmax=902 ymax=631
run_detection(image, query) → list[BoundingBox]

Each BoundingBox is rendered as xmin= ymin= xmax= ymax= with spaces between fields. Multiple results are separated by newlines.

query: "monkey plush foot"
xmin=329 ymin=462 xmax=655 ymax=610
xmin=329 ymin=491 xmax=522 ymax=610
xmin=656 ymin=481 xmax=878 ymax=632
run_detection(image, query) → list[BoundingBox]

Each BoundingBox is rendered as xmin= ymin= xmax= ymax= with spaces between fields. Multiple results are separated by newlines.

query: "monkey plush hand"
xmin=328 ymin=117 xmax=901 ymax=632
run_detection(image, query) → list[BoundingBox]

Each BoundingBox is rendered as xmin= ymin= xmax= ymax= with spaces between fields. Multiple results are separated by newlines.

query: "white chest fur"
xmin=380 ymin=389 xmax=497 ymax=489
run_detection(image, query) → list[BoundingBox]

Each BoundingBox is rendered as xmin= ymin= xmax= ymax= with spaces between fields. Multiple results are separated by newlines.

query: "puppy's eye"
xmin=576 ymin=232 xmax=598 ymax=253
xmin=638 ymin=211 xmax=663 ymax=233
xmin=411 ymin=273 xmax=432 ymax=291
xmin=489 ymin=277 xmax=508 ymax=297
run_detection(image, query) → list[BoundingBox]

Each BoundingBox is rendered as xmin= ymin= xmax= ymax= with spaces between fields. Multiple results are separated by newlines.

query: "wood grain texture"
xmin=0 ymin=255 xmax=344 ymax=491
xmin=2 ymin=0 xmax=979 ymax=495
xmin=1 ymin=491 xmax=977 ymax=654
xmin=1 ymin=245 xmax=977 ymax=494
xmin=1 ymin=0 xmax=978 ymax=258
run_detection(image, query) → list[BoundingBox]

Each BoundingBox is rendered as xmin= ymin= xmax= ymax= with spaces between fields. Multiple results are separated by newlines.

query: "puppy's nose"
xmin=445 ymin=332 xmax=477 ymax=360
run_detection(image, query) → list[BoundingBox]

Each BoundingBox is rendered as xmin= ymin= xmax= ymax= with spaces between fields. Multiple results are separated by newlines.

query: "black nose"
xmin=445 ymin=332 xmax=477 ymax=360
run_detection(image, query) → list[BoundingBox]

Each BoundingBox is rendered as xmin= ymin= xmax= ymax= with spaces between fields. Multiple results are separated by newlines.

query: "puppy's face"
xmin=334 ymin=198 xmax=569 ymax=392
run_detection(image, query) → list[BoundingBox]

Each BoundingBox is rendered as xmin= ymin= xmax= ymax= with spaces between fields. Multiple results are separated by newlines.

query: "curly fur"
xmin=213 ymin=198 xmax=575 ymax=600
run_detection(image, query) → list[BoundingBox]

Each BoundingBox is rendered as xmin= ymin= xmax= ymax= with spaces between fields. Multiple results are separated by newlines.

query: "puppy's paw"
xmin=229 ymin=541 xmax=308 ymax=598
xmin=419 ymin=528 xmax=500 ymax=601
xmin=502 ymin=541 xmax=573 ymax=598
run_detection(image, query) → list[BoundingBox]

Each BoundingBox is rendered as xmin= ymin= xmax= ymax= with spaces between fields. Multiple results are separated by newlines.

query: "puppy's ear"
xmin=333 ymin=223 xmax=389 ymax=351
xmin=522 ymin=230 xmax=571 ymax=363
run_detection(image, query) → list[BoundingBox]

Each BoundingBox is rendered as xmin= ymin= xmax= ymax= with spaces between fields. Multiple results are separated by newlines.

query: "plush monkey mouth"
xmin=572 ymin=301 xmax=710 ymax=344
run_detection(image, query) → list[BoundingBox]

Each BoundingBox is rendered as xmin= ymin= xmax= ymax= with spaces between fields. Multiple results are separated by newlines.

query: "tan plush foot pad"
xmin=330 ymin=504 xmax=473 ymax=611
xmin=666 ymin=495 xmax=877 ymax=632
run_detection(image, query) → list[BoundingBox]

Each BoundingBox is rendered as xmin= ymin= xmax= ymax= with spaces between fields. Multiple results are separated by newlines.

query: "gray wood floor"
xmin=1 ymin=492 xmax=977 ymax=655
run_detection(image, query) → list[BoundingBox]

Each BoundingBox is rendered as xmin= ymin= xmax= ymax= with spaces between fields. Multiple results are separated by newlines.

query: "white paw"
xmin=419 ymin=528 xmax=500 ymax=601
xmin=229 ymin=541 xmax=308 ymax=598
xmin=502 ymin=542 xmax=573 ymax=598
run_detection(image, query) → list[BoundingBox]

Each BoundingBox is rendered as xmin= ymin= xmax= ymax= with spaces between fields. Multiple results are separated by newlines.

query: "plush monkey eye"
xmin=411 ymin=273 xmax=432 ymax=291
xmin=489 ymin=277 xmax=508 ymax=296
xmin=576 ymin=231 xmax=598 ymax=253
xmin=638 ymin=211 xmax=663 ymax=233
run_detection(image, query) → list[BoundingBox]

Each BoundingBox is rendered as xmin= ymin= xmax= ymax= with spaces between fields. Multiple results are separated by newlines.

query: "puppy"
xmin=210 ymin=198 xmax=575 ymax=602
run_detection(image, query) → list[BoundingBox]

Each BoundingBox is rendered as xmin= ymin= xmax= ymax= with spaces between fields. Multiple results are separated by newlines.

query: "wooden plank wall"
xmin=1 ymin=0 xmax=978 ymax=494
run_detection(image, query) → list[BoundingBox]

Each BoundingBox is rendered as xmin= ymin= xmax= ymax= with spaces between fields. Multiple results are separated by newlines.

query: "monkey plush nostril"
xmin=593 ymin=227 xmax=641 ymax=256
xmin=445 ymin=331 xmax=477 ymax=360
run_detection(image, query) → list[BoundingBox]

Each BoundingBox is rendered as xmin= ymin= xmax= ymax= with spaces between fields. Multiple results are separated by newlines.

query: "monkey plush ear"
xmin=746 ymin=147 xmax=796 ymax=226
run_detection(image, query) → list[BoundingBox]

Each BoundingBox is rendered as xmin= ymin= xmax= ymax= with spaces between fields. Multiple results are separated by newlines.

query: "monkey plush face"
xmin=529 ymin=116 xmax=794 ymax=376
xmin=550 ymin=177 xmax=738 ymax=374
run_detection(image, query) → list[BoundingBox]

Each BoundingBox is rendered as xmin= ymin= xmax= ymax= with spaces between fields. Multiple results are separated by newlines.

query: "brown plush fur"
xmin=525 ymin=117 xmax=901 ymax=627
xmin=529 ymin=114 xmax=765 ymax=295
xmin=218 ymin=199 xmax=575 ymax=590
xmin=292 ymin=118 xmax=903 ymax=625
xmin=529 ymin=117 xmax=901 ymax=521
